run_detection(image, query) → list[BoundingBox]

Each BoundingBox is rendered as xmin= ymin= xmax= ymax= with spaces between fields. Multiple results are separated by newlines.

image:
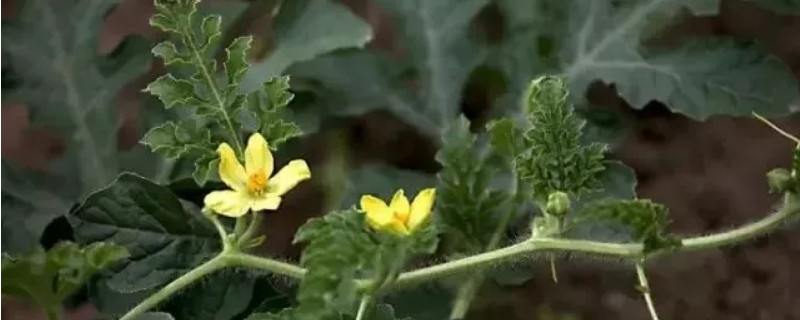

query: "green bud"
xmin=531 ymin=215 xmax=561 ymax=238
xmin=546 ymin=191 xmax=571 ymax=216
xmin=767 ymin=168 xmax=794 ymax=193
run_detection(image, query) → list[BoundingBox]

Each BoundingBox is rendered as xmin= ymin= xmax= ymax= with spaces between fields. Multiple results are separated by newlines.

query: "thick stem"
xmin=224 ymin=252 xmax=307 ymax=279
xmin=636 ymin=262 xmax=660 ymax=320
xmin=233 ymin=216 xmax=248 ymax=239
xmin=355 ymin=295 xmax=372 ymax=320
xmin=45 ymin=305 xmax=62 ymax=320
xmin=449 ymin=180 xmax=523 ymax=317
xmin=449 ymin=277 xmax=481 ymax=319
xmin=119 ymin=254 xmax=228 ymax=320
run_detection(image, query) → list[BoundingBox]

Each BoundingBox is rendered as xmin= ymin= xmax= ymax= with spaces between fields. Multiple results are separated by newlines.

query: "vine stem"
xmin=120 ymin=195 xmax=798 ymax=318
xmin=355 ymin=295 xmax=372 ymax=320
xmin=449 ymin=180 xmax=523 ymax=319
xmin=119 ymin=254 xmax=229 ymax=320
xmin=635 ymin=262 xmax=660 ymax=320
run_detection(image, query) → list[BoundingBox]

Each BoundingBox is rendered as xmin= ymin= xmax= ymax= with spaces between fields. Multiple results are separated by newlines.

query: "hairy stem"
xmin=449 ymin=180 xmax=523 ymax=317
xmin=355 ymin=295 xmax=372 ymax=320
xmin=45 ymin=305 xmax=62 ymax=320
xmin=450 ymin=277 xmax=481 ymax=319
xmin=119 ymin=254 xmax=228 ymax=320
xmin=636 ymin=262 xmax=660 ymax=320
xmin=122 ymin=195 xmax=798 ymax=317
xmin=224 ymin=252 xmax=307 ymax=278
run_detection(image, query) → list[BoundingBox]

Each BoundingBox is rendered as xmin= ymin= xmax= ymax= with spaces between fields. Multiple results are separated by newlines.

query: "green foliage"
xmin=69 ymin=173 xmax=220 ymax=294
xmin=517 ymin=77 xmax=606 ymax=204
xmin=242 ymin=0 xmax=373 ymax=83
xmin=2 ymin=242 xmax=128 ymax=312
xmin=290 ymin=0 xmax=490 ymax=136
xmin=2 ymin=0 xmax=153 ymax=192
xmin=574 ymin=199 xmax=681 ymax=253
xmin=1 ymin=0 xmax=154 ymax=253
xmin=435 ymin=116 xmax=508 ymax=252
xmin=142 ymin=0 xmax=302 ymax=185
xmin=283 ymin=209 xmax=436 ymax=319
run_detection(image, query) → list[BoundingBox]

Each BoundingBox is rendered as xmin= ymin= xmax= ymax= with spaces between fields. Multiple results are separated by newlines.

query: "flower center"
xmin=247 ymin=171 xmax=268 ymax=195
xmin=394 ymin=210 xmax=410 ymax=226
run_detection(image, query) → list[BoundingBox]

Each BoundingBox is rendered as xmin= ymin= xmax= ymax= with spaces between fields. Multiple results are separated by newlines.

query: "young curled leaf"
xmin=517 ymin=76 xmax=607 ymax=204
xmin=573 ymin=199 xmax=681 ymax=253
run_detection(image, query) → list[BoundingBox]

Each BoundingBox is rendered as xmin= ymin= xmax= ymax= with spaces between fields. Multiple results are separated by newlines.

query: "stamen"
xmin=247 ymin=172 xmax=268 ymax=194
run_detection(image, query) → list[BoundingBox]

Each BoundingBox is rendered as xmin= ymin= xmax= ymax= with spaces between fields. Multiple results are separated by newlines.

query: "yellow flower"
xmin=359 ymin=188 xmax=436 ymax=235
xmin=204 ymin=133 xmax=311 ymax=217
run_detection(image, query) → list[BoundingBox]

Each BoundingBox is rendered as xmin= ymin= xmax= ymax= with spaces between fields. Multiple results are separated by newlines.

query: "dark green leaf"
xmin=373 ymin=0 xmax=490 ymax=127
xmin=69 ymin=173 xmax=220 ymax=293
xmin=225 ymin=36 xmax=253 ymax=90
xmin=243 ymin=0 xmax=372 ymax=84
xmin=2 ymin=0 xmax=152 ymax=194
xmin=141 ymin=120 xmax=215 ymax=160
xmin=162 ymin=272 xmax=256 ymax=320
xmin=144 ymin=75 xmax=199 ymax=109
xmin=244 ymin=76 xmax=303 ymax=150
xmin=1 ymin=161 xmax=71 ymax=254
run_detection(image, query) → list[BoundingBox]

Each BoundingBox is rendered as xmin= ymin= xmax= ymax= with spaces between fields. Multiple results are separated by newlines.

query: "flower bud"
xmin=767 ymin=168 xmax=794 ymax=193
xmin=546 ymin=191 xmax=571 ymax=216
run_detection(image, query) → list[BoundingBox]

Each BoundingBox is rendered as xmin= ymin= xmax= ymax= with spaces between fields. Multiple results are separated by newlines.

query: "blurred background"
xmin=2 ymin=0 xmax=800 ymax=319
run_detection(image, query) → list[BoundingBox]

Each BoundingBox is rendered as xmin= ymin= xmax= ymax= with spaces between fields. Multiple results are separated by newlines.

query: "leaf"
xmin=486 ymin=118 xmax=526 ymax=158
xmin=162 ymin=272 xmax=256 ymax=320
xmin=435 ymin=116 xmax=508 ymax=252
xmin=290 ymin=0 xmax=491 ymax=137
xmin=517 ymin=77 xmax=607 ymax=203
xmin=292 ymin=209 xmax=377 ymax=318
xmin=288 ymin=51 xmax=439 ymax=136
xmin=243 ymin=76 xmax=303 ymax=150
xmin=1 ymin=162 xmax=71 ymax=254
xmin=573 ymin=199 xmax=681 ymax=253
xmin=145 ymin=0 xmax=304 ymax=185
xmin=140 ymin=120 xmax=215 ymax=159
xmin=68 ymin=173 xmax=220 ymax=293
xmin=2 ymin=0 xmax=152 ymax=193
xmin=555 ymin=0 xmax=798 ymax=119
xmin=373 ymin=0 xmax=490 ymax=127
xmin=2 ymin=242 xmax=128 ymax=311
xmin=242 ymin=0 xmax=372 ymax=85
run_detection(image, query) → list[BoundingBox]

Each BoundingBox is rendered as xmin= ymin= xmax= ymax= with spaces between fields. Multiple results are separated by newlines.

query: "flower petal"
xmin=360 ymin=195 xmax=393 ymax=230
xmin=218 ymin=143 xmax=247 ymax=192
xmin=252 ymin=195 xmax=281 ymax=211
xmin=204 ymin=190 xmax=250 ymax=217
xmin=389 ymin=189 xmax=410 ymax=217
xmin=387 ymin=219 xmax=410 ymax=235
xmin=408 ymin=188 xmax=436 ymax=231
xmin=266 ymin=160 xmax=311 ymax=196
xmin=244 ymin=133 xmax=273 ymax=177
